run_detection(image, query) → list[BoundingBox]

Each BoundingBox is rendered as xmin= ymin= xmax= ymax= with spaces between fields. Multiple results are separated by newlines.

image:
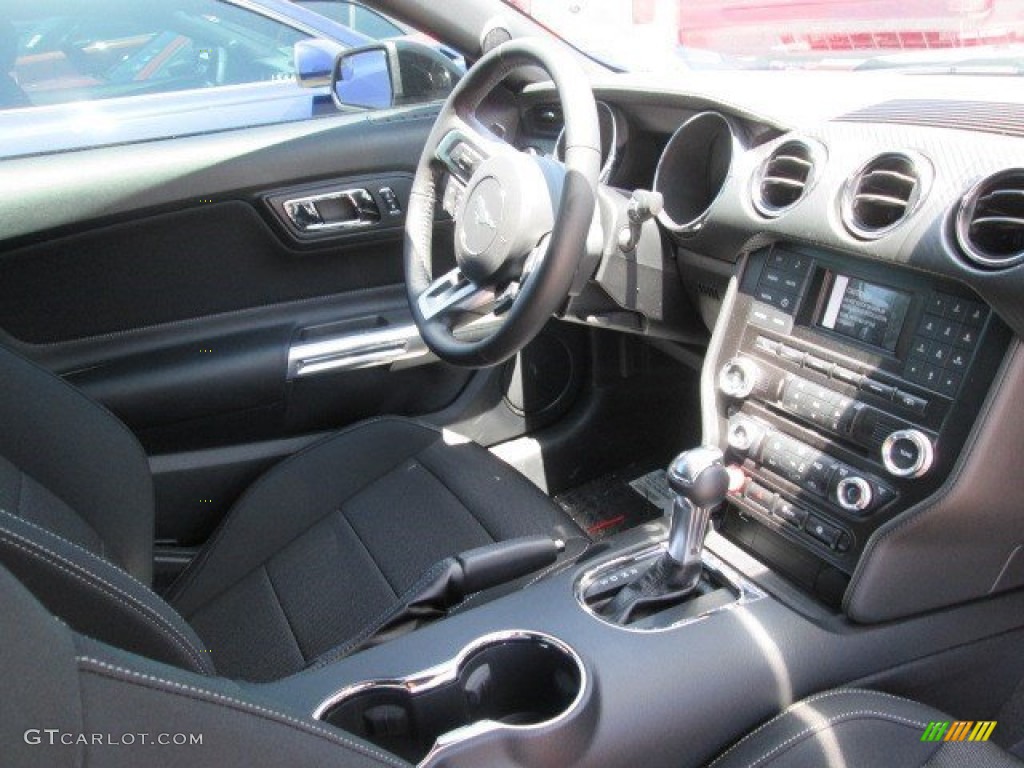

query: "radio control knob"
xmin=881 ymin=429 xmax=934 ymax=479
xmin=836 ymin=476 xmax=873 ymax=513
xmin=726 ymin=416 xmax=764 ymax=454
xmin=719 ymin=358 xmax=759 ymax=399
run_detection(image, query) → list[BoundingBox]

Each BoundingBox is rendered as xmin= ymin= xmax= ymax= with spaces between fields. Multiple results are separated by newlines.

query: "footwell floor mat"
xmin=555 ymin=465 xmax=670 ymax=540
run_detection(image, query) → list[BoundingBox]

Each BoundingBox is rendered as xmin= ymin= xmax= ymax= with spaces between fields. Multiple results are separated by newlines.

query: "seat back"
xmin=0 ymin=563 xmax=405 ymax=768
xmin=0 ymin=343 xmax=211 ymax=673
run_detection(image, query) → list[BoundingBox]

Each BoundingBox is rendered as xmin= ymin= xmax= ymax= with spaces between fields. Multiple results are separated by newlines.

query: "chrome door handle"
xmin=287 ymin=324 xmax=428 ymax=379
xmin=282 ymin=188 xmax=381 ymax=232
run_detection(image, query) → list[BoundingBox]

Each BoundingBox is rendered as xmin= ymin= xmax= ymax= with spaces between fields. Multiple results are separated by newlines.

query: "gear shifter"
xmin=601 ymin=447 xmax=730 ymax=624
xmin=664 ymin=446 xmax=730 ymax=592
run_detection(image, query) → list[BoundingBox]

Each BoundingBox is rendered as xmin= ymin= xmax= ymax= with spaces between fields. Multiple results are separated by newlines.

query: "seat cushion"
xmin=710 ymin=688 xmax=1023 ymax=768
xmin=0 ymin=561 xmax=410 ymax=768
xmin=167 ymin=416 xmax=583 ymax=681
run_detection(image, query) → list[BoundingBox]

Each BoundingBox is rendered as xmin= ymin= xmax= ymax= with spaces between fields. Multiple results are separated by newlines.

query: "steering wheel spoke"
xmin=435 ymin=118 xmax=518 ymax=184
xmin=417 ymin=268 xmax=496 ymax=323
xmin=406 ymin=38 xmax=600 ymax=367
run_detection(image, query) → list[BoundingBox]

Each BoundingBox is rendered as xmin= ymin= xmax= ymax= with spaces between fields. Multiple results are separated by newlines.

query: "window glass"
xmin=0 ymin=0 xmax=457 ymax=159
xmin=296 ymin=1 xmax=407 ymax=40
xmin=7 ymin=2 xmax=306 ymax=109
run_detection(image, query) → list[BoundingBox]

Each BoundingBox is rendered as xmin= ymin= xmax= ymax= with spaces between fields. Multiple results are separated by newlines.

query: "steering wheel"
xmin=405 ymin=38 xmax=601 ymax=367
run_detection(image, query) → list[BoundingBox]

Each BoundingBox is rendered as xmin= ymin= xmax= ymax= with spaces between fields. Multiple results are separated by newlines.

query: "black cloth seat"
xmin=0 ymin=343 xmax=582 ymax=681
xmin=710 ymin=688 xmax=1023 ymax=768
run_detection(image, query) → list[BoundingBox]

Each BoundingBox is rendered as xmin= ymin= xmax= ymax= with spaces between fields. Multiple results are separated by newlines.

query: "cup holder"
xmin=314 ymin=631 xmax=585 ymax=765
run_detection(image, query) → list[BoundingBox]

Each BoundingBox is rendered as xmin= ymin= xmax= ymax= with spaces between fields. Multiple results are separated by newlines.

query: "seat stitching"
xmin=167 ymin=417 xmax=437 ymax=607
xmin=0 ymin=510 xmax=124 ymax=585
xmin=738 ymin=710 xmax=929 ymax=768
xmin=708 ymin=689 xmax=925 ymax=767
xmin=0 ymin=530 xmax=211 ymax=674
xmin=335 ymin=506 xmax=399 ymax=597
xmin=261 ymin=564 xmax=308 ymax=666
xmin=8 ymin=481 xmax=107 ymax=560
xmin=309 ymin=559 xmax=452 ymax=670
xmin=415 ymin=453 xmax=497 ymax=541
xmin=76 ymin=656 xmax=406 ymax=768
xmin=15 ymin=471 xmax=24 ymax=519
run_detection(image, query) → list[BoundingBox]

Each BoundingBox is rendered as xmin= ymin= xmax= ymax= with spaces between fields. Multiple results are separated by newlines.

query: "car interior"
xmin=2 ymin=0 xmax=1024 ymax=766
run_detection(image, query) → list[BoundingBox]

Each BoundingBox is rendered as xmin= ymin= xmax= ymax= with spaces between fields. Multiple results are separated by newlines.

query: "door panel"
xmin=0 ymin=200 xmax=406 ymax=343
xmin=0 ymin=103 xmax=594 ymax=575
xmin=0 ymin=107 xmax=478 ymax=554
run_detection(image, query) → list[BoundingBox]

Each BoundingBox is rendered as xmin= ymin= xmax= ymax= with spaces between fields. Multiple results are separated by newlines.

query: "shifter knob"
xmin=665 ymin=447 xmax=728 ymax=586
xmin=667 ymin=446 xmax=730 ymax=507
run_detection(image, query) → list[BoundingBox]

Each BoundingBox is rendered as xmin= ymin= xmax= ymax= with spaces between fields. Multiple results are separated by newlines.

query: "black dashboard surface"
xmin=515 ymin=71 xmax=1024 ymax=342
xmin=511 ymin=70 xmax=1024 ymax=613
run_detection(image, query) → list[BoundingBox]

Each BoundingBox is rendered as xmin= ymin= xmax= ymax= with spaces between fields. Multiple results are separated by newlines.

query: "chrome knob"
xmin=836 ymin=476 xmax=873 ymax=513
xmin=881 ymin=429 xmax=934 ymax=479
xmin=718 ymin=358 xmax=759 ymax=399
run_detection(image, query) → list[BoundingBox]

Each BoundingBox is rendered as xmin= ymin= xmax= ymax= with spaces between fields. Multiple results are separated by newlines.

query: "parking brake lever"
xmin=447 ymin=535 xmax=565 ymax=603
xmin=349 ymin=536 xmax=565 ymax=655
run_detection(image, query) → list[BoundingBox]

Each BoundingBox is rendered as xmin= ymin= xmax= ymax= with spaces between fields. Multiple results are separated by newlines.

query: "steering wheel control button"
xmin=836 ymin=476 xmax=873 ymax=514
xmin=881 ymin=429 xmax=934 ymax=478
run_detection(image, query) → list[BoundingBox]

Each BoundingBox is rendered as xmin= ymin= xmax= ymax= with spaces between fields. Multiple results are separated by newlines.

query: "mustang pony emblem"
xmin=473 ymin=196 xmax=497 ymax=230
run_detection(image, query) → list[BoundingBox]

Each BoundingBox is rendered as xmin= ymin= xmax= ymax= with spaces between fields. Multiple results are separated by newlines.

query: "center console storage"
xmin=313 ymin=631 xmax=585 ymax=766
xmin=710 ymin=244 xmax=1012 ymax=605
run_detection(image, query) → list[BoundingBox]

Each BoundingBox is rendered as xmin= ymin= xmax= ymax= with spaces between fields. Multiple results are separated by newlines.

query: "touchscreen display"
xmin=819 ymin=274 xmax=910 ymax=353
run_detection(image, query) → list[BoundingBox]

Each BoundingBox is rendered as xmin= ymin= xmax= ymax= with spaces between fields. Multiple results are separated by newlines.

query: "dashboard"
xmin=505 ymin=72 xmax=1024 ymax=612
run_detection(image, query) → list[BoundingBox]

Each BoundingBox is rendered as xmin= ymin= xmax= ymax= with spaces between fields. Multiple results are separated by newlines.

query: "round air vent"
xmin=841 ymin=152 xmax=932 ymax=240
xmin=956 ymin=169 xmax=1024 ymax=269
xmin=753 ymin=139 xmax=822 ymax=217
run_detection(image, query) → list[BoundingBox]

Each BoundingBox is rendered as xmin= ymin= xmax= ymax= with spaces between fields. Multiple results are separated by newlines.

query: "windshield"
xmin=502 ymin=0 xmax=1024 ymax=74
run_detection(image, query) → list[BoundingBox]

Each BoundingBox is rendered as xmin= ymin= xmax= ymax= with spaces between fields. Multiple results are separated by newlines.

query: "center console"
xmin=257 ymin=250 xmax=1022 ymax=768
xmin=710 ymin=244 xmax=1012 ymax=605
